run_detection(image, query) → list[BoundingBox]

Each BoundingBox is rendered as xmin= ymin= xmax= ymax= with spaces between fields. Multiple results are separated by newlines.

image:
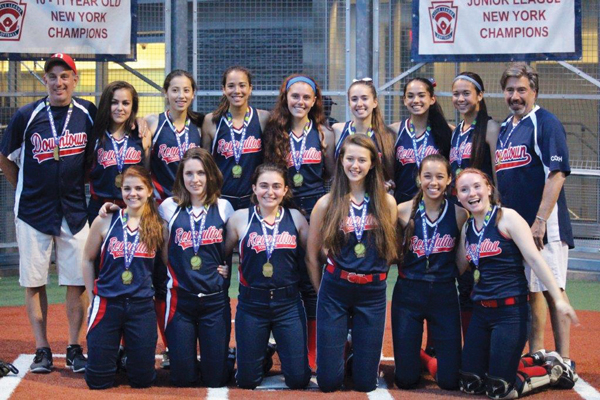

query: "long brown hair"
xmin=163 ymin=69 xmax=203 ymax=126
xmin=250 ymin=163 xmax=296 ymax=210
xmin=211 ymin=66 xmax=253 ymax=125
xmin=172 ymin=147 xmax=223 ymax=208
xmin=322 ymin=135 xmax=397 ymax=263
xmin=401 ymin=154 xmax=451 ymax=257
xmin=455 ymin=167 xmax=503 ymax=224
xmin=122 ymin=166 xmax=164 ymax=251
xmin=263 ymin=74 xmax=329 ymax=169
xmin=347 ymin=79 xmax=395 ymax=181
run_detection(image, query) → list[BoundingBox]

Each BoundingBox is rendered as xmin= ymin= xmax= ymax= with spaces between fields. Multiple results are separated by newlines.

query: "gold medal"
xmin=190 ymin=255 xmax=202 ymax=270
xmin=115 ymin=173 xmax=123 ymax=188
xmin=455 ymin=168 xmax=463 ymax=176
xmin=262 ymin=262 xmax=274 ymax=278
xmin=354 ymin=243 xmax=366 ymax=258
xmin=232 ymin=165 xmax=243 ymax=178
xmin=473 ymin=269 xmax=480 ymax=284
xmin=293 ymin=173 xmax=304 ymax=187
xmin=53 ymin=146 xmax=60 ymax=161
xmin=122 ymin=270 xmax=133 ymax=285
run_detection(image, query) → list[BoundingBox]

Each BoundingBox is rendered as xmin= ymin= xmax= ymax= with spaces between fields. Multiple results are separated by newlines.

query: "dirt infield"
xmin=1 ymin=301 xmax=598 ymax=399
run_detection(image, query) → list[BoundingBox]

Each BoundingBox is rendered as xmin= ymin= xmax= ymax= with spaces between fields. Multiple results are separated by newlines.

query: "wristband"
xmin=535 ymin=215 xmax=547 ymax=223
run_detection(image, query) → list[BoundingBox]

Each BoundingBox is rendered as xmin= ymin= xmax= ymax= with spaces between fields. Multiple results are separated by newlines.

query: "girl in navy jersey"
xmin=455 ymin=168 xmax=578 ymax=399
xmin=331 ymin=78 xmax=395 ymax=188
xmin=87 ymin=81 xmax=150 ymax=224
xmin=389 ymin=77 xmax=452 ymax=203
xmin=392 ymin=154 xmax=468 ymax=390
xmin=158 ymin=147 xmax=233 ymax=387
xmin=83 ymin=166 xmax=164 ymax=389
xmin=306 ymin=135 xmax=397 ymax=392
xmin=225 ymin=163 xmax=311 ymax=389
xmin=202 ymin=66 xmax=270 ymax=210
xmin=146 ymin=70 xmax=203 ymax=202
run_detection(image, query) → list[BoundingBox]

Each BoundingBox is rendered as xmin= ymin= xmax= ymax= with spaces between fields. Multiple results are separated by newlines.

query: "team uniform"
xmin=85 ymin=210 xmax=158 ymax=389
xmin=394 ymin=119 xmax=441 ymax=203
xmin=235 ymin=207 xmax=311 ymax=389
xmin=151 ymin=112 xmax=201 ymax=201
xmin=88 ymin=130 xmax=144 ymax=223
xmin=392 ymin=200 xmax=461 ymax=389
xmin=159 ymin=198 xmax=234 ymax=387
xmin=334 ymin=121 xmax=381 ymax=160
xmin=495 ymin=105 xmax=573 ymax=291
xmin=211 ymin=107 xmax=263 ymax=210
xmin=0 ymin=96 xmax=95 ymax=287
xmin=316 ymin=200 xmax=388 ymax=392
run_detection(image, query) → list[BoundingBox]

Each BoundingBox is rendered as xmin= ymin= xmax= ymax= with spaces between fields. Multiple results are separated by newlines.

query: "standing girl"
xmin=390 ymin=77 xmax=452 ymax=203
xmin=202 ymin=66 xmax=270 ymax=210
xmin=306 ymin=135 xmax=397 ymax=392
xmin=147 ymin=70 xmax=203 ymax=202
xmin=159 ymin=147 xmax=234 ymax=387
xmin=392 ymin=154 xmax=468 ymax=390
xmin=83 ymin=166 xmax=164 ymax=389
xmin=87 ymin=81 xmax=150 ymax=223
xmin=456 ymin=168 xmax=578 ymax=398
xmin=225 ymin=163 xmax=311 ymax=389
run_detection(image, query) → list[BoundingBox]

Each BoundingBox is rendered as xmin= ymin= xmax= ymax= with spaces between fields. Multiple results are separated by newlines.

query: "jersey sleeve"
xmin=0 ymin=108 xmax=27 ymax=163
xmin=158 ymin=197 xmax=178 ymax=224
xmin=537 ymin=111 xmax=570 ymax=175
xmin=218 ymin=198 xmax=235 ymax=222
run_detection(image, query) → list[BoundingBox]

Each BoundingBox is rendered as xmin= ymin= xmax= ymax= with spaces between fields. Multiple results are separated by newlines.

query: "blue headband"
xmin=453 ymin=75 xmax=483 ymax=92
xmin=286 ymin=76 xmax=316 ymax=93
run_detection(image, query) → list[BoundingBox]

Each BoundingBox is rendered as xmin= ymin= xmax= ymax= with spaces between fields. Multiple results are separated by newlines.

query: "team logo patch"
xmin=0 ymin=0 xmax=27 ymax=41
xmin=31 ymin=130 xmax=87 ymax=163
xmin=174 ymin=226 xmax=223 ymax=250
xmin=285 ymin=147 xmax=322 ymax=167
xmin=216 ymin=137 xmax=261 ymax=159
xmin=495 ymin=145 xmax=532 ymax=171
xmin=247 ymin=231 xmax=297 ymax=253
xmin=428 ymin=1 xmax=458 ymax=44
xmin=396 ymin=145 xmax=440 ymax=166
xmin=107 ymin=237 xmax=156 ymax=259
xmin=449 ymin=143 xmax=471 ymax=164
xmin=410 ymin=233 xmax=455 ymax=257
xmin=157 ymin=143 xmax=198 ymax=164
xmin=466 ymin=239 xmax=502 ymax=261
xmin=341 ymin=215 xmax=377 ymax=234
xmin=97 ymin=147 xmax=142 ymax=168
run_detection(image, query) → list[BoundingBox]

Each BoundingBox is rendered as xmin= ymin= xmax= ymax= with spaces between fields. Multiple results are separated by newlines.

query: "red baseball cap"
xmin=44 ymin=53 xmax=77 ymax=75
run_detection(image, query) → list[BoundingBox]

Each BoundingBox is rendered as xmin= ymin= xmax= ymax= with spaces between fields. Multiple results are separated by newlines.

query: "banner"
xmin=0 ymin=0 xmax=136 ymax=59
xmin=412 ymin=0 xmax=581 ymax=62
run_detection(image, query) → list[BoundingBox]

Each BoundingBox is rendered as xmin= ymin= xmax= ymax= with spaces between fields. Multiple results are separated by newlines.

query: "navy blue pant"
xmin=164 ymin=290 xmax=231 ymax=387
xmin=391 ymin=279 xmax=461 ymax=389
xmin=316 ymin=270 xmax=387 ymax=392
xmin=462 ymin=301 xmax=530 ymax=385
xmin=85 ymin=296 xmax=157 ymax=389
xmin=235 ymin=286 xmax=311 ymax=389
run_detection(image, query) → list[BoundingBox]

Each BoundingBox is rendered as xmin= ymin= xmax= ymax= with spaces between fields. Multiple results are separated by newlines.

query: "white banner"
xmin=0 ymin=0 xmax=132 ymax=55
xmin=414 ymin=0 xmax=580 ymax=60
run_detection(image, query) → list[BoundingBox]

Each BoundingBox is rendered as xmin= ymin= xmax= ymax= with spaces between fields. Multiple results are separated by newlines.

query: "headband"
xmin=453 ymin=75 xmax=483 ymax=92
xmin=286 ymin=76 xmax=316 ymax=93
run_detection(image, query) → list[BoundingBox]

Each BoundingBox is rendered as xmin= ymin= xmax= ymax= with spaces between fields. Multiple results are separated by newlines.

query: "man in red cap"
xmin=0 ymin=53 xmax=96 ymax=374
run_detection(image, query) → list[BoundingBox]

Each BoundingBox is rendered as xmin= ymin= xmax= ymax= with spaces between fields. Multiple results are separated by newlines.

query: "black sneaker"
xmin=66 ymin=345 xmax=87 ymax=373
xmin=160 ymin=350 xmax=170 ymax=369
xmin=30 ymin=347 xmax=53 ymax=373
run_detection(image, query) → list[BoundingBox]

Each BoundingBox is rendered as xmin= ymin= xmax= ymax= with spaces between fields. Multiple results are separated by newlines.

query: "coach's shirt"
xmin=495 ymin=105 xmax=573 ymax=247
xmin=0 ymin=97 xmax=96 ymax=236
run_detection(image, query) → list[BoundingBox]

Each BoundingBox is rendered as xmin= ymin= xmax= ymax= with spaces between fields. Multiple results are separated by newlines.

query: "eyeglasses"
xmin=352 ymin=77 xmax=373 ymax=83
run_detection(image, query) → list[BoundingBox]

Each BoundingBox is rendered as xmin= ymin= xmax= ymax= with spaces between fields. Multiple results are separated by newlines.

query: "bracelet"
xmin=535 ymin=215 xmax=547 ymax=223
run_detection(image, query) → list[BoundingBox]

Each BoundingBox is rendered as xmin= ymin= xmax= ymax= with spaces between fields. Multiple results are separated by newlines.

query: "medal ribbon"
xmin=121 ymin=211 xmax=140 ymax=270
xmin=455 ymin=120 xmax=474 ymax=169
xmin=498 ymin=116 xmax=525 ymax=153
xmin=258 ymin=206 xmax=281 ymax=262
xmin=349 ymin=194 xmax=370 ymax=243
xmin=106 ymin=131 xmax=129 ymax=174
xmin=225 ymin=108 xmax=252 ymax=166
xmin=349 ymin=121 xmax=374 ymax=138
xmin=165 ymin=111 xmax=190 ymax=160
xmin=409 ymin=119 xmax=431 ymax=167
xmin=187 ymin=206 xmax=208 ymax=256
xmin=45 ymin=99 xmax=73 ymax=151
xmin=418 ymin=199 xmax=444 ymax=260
xmin=289 ymin=120 xmax=312 ymax=174
xmin=466 ymin=205 xmax=496 ymax=267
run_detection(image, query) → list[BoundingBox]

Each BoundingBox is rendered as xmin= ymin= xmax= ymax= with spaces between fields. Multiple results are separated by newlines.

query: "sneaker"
xmin=66 ymin=345 xmax=87 ymax=373
xmin=160 ymin=350 xmax=170 ymax=369
xmin=544 ymin=351 xmax=577 ymax=389
xmin=30 ymin=347 xmax=53 ymax=373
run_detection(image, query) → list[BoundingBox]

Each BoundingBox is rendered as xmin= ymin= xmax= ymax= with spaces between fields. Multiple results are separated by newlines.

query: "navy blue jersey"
xmin=239 ymin=207 xmax=301 ymax=289
xmin=0 ymin=97 xmax=96 ymax=236
xmin=449 ymin=121 xmax=493 ymax=180
xmin=334 ymin=121 xmax=380 ymax=159
xmin=160 ymin=198 xmax=234 ymax=295
xmin=151 ymin=112 xmax=201 ymax=200
xmin=394 ymin=119 xmax=441 ymax=203
xmin=464 ymin=208 xmax=528 ymax=301
xmin=89 ymin=130 xmax=144 ymax=200
xmin=495 ymin=106 xmax=573 ymax=247
xmin=401 ymin=201 xmax=459 ymax=282
xmin=95 ymin=211 xmax=156 ymax=298
xmin=212 ymin=107 xmax=263 ymax=198
xmin=286 ymin=121 xmax=325 ymax=198
xmin=329 ymin=200 xmax=388 ymax=274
